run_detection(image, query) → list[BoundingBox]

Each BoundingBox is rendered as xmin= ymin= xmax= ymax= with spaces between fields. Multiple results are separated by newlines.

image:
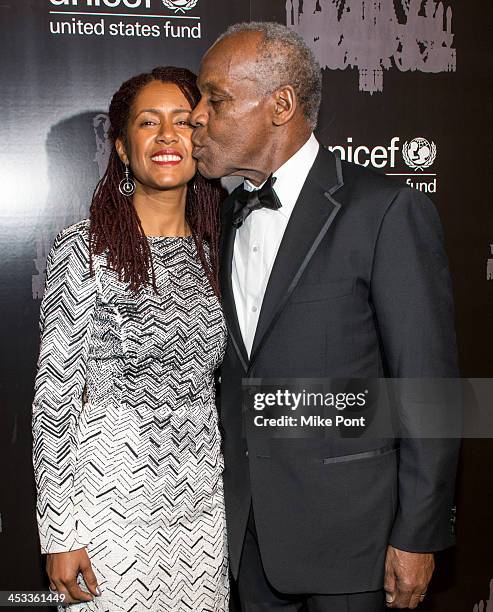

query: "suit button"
xmin=450 ymin=508 xmax=456 ymax=534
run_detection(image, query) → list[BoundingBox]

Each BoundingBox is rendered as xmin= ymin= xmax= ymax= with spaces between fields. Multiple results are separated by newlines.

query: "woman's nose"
xmin=157 ymin=121 xmax=178 ymax=143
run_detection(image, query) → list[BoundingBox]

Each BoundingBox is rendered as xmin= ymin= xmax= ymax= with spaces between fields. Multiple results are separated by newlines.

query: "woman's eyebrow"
xmin=135 ymin=108 xmax=160 ymax=116
xmin=135 ymin=108 xmax=192 ymax=117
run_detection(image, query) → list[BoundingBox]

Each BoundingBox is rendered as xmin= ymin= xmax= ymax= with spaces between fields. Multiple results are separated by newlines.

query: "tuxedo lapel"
xmin=220 ymin=193 xmax=249 ymax=372
xmin=248 ymin=148 xmax=344 ymax=369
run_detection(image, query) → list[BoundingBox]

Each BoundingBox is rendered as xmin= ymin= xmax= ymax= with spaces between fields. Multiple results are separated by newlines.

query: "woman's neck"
xmin=132 ymin=184 xmax=190 ymax=237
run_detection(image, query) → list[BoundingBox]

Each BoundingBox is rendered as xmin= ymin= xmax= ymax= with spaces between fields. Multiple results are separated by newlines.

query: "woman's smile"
xmin=150 ymin=148 xmax=184 ymax=166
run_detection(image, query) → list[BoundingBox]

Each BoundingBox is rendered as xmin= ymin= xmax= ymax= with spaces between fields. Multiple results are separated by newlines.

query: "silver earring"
xmin=119 ymin=164 xmax=136 ymax=197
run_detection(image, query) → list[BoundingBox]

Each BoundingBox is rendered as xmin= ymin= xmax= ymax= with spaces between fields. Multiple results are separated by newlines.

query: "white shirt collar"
xmin=243 ymin=133 xmax=320 ymax=218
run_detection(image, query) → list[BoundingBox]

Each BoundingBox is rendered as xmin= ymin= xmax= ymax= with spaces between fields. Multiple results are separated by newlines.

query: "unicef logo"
xmin=402 ymin=138 xmax=437 ymax=171
xmin=162 ymin=0 xmax=199 ymax=12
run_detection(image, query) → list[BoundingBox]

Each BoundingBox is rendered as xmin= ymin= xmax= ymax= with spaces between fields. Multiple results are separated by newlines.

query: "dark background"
xmin=0 ymin=0 xmax=491 ymax=610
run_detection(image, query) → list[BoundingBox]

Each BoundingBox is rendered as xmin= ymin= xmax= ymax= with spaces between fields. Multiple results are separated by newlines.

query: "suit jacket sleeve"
xmin=32 ymin=225 xmax=97 ymax=554
xmin=370 ymin=186 xmax=460 ymax=552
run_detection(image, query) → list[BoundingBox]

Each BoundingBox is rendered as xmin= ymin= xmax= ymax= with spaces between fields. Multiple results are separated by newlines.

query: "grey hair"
xmin=214 ymin=21 xmax=322 ymax=130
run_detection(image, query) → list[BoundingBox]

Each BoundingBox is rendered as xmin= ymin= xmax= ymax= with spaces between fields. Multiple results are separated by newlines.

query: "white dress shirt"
xmin=231 ymin=133 xmax=320 ymax=356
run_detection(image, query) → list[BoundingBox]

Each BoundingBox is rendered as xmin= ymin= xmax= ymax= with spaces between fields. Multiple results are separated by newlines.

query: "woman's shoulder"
xmin=51 ymin=219 xmax=90 ymax=252
xmin=46 ymin=219 xmax=92 ymax=272
xmin=56 ymin=218 xmax=90 ymax=241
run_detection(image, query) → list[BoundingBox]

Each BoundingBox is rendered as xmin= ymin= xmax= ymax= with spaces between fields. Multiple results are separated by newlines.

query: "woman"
xmin=32 ymin=67 xmax=228 ymax=611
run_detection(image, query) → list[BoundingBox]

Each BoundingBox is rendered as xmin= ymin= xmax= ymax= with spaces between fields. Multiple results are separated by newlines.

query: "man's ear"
xmin=272 ymin=85 xmax=297 ymax=126
xmin=115 ymin=137 xmax=129 ymax=165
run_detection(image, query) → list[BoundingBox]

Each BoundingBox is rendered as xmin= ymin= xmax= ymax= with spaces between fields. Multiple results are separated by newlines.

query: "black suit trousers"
xmin=234 ymin=506 xmax=386 ymax=612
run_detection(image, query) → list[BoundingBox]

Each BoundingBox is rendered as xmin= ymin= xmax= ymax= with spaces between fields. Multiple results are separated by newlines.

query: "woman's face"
xmin=116 ymin=80 xmax=196 ymax=192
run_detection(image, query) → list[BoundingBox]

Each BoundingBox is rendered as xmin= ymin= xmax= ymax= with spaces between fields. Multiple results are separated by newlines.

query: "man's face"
xmin=191 ymin=33 xmax=273 ymax=180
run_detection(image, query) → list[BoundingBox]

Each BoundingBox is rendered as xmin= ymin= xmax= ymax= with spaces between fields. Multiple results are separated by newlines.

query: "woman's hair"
xmin=89 ymin=66 xmax=223 ymax=296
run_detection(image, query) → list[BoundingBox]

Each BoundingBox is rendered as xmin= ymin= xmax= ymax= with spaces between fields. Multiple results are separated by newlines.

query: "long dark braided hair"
xmin=89 ymin=66 xmax=223 ymax=296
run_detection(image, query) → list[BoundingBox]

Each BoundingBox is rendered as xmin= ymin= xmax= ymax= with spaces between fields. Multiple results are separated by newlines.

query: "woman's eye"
xmin=141 ymin=120 xmax=156 ymax=126
xmin=176 ymin=120 xmax=191 ymax=126
xmin=210 ymin=99 xmax=222 ymax=106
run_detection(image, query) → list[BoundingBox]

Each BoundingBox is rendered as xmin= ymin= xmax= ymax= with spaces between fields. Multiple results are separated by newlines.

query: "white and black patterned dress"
xmin=32 ymin=220 xmax=229 ymax=612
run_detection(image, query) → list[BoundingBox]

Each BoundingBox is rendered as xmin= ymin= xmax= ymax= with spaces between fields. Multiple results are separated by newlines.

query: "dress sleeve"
xmin=32 ymin=225 xmax=98 ymax=554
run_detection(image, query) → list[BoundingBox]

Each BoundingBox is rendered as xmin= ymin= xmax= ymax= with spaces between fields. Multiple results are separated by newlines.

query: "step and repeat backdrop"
xmin=1 ymin=0 xmax=492 ymax=610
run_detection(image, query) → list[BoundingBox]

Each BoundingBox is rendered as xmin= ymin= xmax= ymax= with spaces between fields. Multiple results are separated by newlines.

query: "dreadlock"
xmin=89 ymin=66 xmax=223 ymax=297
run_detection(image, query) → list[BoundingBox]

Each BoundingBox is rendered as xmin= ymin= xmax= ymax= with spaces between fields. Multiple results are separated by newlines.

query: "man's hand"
xmin=46 ymin=548 xmax=101 ymax=605
xmin=384 ymin=545 xmax=434 ymax=609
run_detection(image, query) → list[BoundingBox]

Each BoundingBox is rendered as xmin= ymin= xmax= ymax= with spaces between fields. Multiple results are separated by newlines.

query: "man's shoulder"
xmin=311 ymin=145 xmax=408 ymax=207
xmin=338 ymin=155 xmax=402 ymax=195
xmin=335 ymin=153 xmax=432 ymax=215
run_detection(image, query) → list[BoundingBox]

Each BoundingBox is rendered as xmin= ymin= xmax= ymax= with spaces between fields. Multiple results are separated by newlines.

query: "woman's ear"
xmin=115 ymin=138 xmax=129 ymax=165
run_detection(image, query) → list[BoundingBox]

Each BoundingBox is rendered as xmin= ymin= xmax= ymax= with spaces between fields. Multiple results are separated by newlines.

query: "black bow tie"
xmin=232 ymin=175 xmax=282 ymax=229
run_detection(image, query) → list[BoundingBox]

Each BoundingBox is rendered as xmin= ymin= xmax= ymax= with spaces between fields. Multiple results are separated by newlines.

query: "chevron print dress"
xmin=32 ymin=220 xmax=229 ymax=611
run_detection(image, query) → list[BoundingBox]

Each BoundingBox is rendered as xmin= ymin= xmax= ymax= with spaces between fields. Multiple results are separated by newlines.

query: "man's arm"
xmin=370 ymin=187 xmax=460 ymax=607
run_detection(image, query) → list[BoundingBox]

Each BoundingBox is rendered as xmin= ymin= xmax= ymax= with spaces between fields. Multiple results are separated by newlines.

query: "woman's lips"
xmin=150 ymin=149 xmax=183 ymax=166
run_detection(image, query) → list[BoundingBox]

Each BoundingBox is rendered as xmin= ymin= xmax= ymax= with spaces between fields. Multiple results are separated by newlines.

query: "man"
xmin=191 ymin=22 xmax=459 ymax=612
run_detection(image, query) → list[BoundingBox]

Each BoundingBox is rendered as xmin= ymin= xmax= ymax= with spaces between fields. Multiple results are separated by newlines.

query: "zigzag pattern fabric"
xmin=32 ymin=220 xmax=229 ymax=611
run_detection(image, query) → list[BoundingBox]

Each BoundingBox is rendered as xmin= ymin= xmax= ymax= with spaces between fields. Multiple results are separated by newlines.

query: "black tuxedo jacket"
xmin=218 ymin=146 xmax=459 ymax=594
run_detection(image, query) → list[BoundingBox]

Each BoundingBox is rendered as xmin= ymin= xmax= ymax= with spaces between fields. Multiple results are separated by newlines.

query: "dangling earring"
xmin=193 ymin=178 xmax=198 ymax=193
xmin=119 ymin=163 xmax=136 ymax=197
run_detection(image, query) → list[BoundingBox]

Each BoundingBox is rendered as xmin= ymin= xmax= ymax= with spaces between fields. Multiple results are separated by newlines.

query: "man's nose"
xmin=191 ymin=97 xmax=208 ymax=128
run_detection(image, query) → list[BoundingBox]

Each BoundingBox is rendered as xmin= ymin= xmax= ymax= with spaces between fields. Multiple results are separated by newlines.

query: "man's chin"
xmin=196 ymin=159 xmax=222 ymax=180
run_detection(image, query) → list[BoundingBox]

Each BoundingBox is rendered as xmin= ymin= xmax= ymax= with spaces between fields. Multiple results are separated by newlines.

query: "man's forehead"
xmin=199 ymin=32 xmax=262 ymax=84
